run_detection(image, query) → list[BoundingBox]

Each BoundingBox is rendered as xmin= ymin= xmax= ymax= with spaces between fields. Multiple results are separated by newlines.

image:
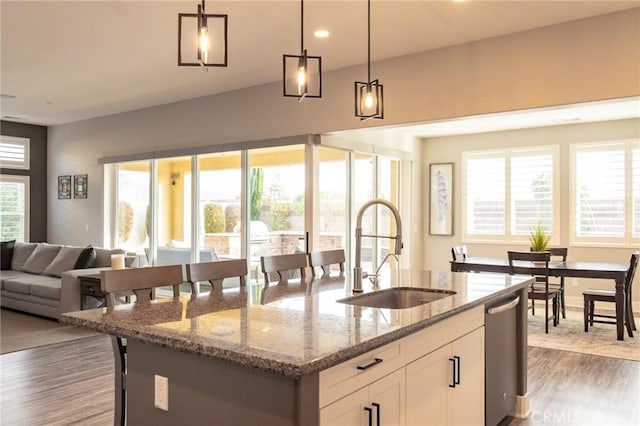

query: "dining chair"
xmin=543 ymin=247 xmax=568 ymax=319
xmin=186 ymin=259 xmax=248 ymax=295
xmin=260 ymin=252 xmax=308 ymax=285
xmin=507 ymin=251 xmax=559 ymax=333
xmin=583 ymin=252 xmax=639 ymax=338
xmin=451 ymin=245 xmax=468 ymax=261
xmin=100 ymin=265 xmax=184 ymax=426
xmin=308 ymin=249 xmax=345 ymax=277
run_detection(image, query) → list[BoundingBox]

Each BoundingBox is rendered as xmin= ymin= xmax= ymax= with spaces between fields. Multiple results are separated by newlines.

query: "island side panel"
xmin=514 ymin=286 xmax=529 ymax=418
xmin=126 ymin=339 xmax=319 ymax=425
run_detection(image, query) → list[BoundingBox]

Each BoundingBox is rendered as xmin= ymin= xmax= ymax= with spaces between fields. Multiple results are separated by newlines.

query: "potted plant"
xmin=529 ymin=224 xmax=551 ymax=252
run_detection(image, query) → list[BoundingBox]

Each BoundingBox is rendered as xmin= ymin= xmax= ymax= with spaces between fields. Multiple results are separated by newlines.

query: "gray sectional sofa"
xmin=0 ymin=241 xmax=135 ymax=319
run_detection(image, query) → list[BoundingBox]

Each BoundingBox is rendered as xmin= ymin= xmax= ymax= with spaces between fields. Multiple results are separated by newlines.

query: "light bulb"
xmin=364 ymin=91 xmax=375 ymax=109
xmin=199 ymin=26 xmax=210 ymax=63
xmin=297 ymin=66 xmax=307 ymax=95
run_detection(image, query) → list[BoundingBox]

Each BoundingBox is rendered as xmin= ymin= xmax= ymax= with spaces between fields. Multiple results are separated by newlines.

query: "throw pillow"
xmin=94 ymin=248 xmax=125 ymax=267
xmin=74 ymin=246 xmax=97 ymax=269
xmin=22 ymin=243 xmax=62 ymax=275
xmin=43 ymin=246 xmax=86 ymax=277
xmin=1 ymin=240 xmax=16 ymax=270
xmin=10 ymin=242 xmax=38 ymax=271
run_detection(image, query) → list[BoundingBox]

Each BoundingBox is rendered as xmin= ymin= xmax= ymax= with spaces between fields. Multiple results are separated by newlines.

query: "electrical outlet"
xmin=154 ymin=375 xmax=169 ymax=411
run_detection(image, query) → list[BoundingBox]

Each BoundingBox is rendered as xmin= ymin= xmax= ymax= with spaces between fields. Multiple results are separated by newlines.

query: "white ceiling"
xmin=1 ymin=1 xmax=638 ymax=127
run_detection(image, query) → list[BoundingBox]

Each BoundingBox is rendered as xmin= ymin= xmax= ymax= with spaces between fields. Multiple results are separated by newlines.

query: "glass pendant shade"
xmin=178 ymin=0 xmax=228 ymax=67
xmin=283 ymin=50 xmax=322 ymax=99
xmin=355 ymin=80 xmax=384 ymax=120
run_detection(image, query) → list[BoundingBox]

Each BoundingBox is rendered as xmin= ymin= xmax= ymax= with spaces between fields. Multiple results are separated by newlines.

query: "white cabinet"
xmin=320 ymin=368 xmax=405 ymax=426
xmin=319 ymin=306 xmax=485 ymax=426
xmin=406 ymin=327 xmax=485 ymax=426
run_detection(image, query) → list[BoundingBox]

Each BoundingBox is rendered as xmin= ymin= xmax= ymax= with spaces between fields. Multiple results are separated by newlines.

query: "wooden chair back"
xmin=549 ymin=247 xmax=567 ymax=261
xmin=100 ymin=265 xmax=183 ymax=307
xmin=625 ymin=253 xmax=639 ymax=290
xmin=451 ymin=245 xmax=468 ymax=261
xmin=186 ymin=259 xmax=248 ymax=294
xmin=507 ymin=251 xmax=550 ymax=282
xmin=260 ymin=252 xmax=308 ymax=284
xmin=309 ymin=249 xmax=345 ymax=277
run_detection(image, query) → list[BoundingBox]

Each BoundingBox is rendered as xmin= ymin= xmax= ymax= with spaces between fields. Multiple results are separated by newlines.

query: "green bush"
xmin=203 ymin=203 xmax=225 ymax=233
xmin=225 ymin=204 xmax=240 ymax=233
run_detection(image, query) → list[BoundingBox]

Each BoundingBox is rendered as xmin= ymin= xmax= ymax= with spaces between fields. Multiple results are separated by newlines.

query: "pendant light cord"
xmin=367 ymin=0 xmax=371 ymax=83
xmin=300 ymin=0 xmax=304 ymax=53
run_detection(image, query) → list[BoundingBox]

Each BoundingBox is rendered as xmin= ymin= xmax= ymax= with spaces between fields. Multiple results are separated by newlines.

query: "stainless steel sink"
xmin=337 ymin=287 xmax=456 ymax=309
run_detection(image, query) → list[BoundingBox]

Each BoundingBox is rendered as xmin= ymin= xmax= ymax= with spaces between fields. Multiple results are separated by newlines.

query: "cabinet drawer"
xmin=81 ymin=280 xmax=102 ymax=295
xmin=319 ymin=340 xmax=403 ymax=408
xmin=402 ymin=306 xmax=484 ymax=364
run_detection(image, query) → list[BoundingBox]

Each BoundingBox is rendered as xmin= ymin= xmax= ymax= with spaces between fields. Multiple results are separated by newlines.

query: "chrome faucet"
xmin=367 ymin=253 xmax=400 ymax=288
xmin=353 ymin=199 xmax=403 ymax=293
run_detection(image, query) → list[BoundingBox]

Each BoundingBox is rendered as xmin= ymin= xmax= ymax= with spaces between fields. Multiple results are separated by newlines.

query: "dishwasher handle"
xmin=487 ymin=296 xmax=520 ymax=315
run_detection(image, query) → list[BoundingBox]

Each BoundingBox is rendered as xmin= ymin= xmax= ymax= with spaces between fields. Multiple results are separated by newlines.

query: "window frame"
xmin=0 ymin=136 xmax=30 ymax=170
xmin=0 ymin=174 xmax=30 ymax=242
xmin=462 ymin=145 xmax=560 ymax=245
xmin=570 ymin=139 xmax=639 ymax=247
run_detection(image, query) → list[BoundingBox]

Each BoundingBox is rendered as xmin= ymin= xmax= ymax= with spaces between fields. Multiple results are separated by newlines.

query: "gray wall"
xmin=0 ymin=120 xmax=47 ymax=242
xmin=47 ymin=9 xmax=640 ymax=251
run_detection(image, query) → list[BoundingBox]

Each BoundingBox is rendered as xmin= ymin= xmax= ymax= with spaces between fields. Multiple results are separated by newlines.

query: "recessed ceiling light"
xmin=314 ymin=30 xmax=330 ymax=38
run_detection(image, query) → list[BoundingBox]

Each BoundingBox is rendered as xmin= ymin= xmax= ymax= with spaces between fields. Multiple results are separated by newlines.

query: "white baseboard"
xmin=564 ymin=296 xmax=640 ymax=314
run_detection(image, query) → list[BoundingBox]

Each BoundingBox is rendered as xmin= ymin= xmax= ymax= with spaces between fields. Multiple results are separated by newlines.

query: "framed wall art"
xmin=429 ymin=163 xmax=453 ymax=236
xmin=74 ymin=174 xmax=88 ymax=199
xmin=58 ymin=175 xmax=71 ymax=199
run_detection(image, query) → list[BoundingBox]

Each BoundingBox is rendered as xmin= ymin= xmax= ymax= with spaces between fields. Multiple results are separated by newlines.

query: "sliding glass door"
xmin=115 ymin=161 xmax=150 ymax=265
xmin=107 ymin=141 xmax=405 ymax=287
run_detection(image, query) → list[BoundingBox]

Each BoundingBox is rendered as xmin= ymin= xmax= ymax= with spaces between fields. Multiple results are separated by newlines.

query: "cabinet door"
xmin=321 ymin=368 xmax=405 ymax=426
xmin=369 ymin=368 xmax=405 ymax=426
xmin=450 ymin=327 xmax=485 ymax=426
xmin=320 ymin=387 xmax=369 ymax=426
xmin=406 ymin=345 xmax=451 ymax=426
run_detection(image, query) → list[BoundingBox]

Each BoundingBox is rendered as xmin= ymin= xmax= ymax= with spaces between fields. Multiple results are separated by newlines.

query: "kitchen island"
xmin=61 ymin=269 xmax=533 ymax=425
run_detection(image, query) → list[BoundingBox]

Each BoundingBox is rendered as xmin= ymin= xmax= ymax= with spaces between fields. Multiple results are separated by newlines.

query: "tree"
xmin=203 ymin=203 xmax=225 ymax=233
xmin=250 ymin=168 xmax=264 ymax=221
xmin=265 ymin=176 xmax=290 ymax=231
xmin=225 ymin=204 xmax=240 ymax=232
xmin=117 ymin=201 xmax=134 ymax=242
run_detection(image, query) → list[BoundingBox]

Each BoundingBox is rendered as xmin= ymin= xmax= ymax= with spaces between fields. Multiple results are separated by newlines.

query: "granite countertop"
xmin=61 ymin=269 xmax=532 ymax=378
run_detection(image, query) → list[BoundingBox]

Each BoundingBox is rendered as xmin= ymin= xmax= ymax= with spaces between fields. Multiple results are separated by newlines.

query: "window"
xmin=0 ymin=136 xmax=30 ymax=170
xmin=571 ymin=140 xmax=639 ymax=246
xmin=105 ymin=141 xmax=407 ymax=285
xmin=0 ymin=175 xmax=29 ymax=241
xmin=462 ymin=146 xmax=558 ymax=243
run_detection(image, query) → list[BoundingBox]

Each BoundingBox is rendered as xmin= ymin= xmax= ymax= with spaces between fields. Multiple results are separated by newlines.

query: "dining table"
xmin=450 ymin=257 xmax=630 ymax=340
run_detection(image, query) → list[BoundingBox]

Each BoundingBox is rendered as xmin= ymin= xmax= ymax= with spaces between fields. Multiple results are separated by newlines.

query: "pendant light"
xmin=178 ymin=0 xmax=228 ymax=70
xmin=355 ymin=0 xmax=383 ymax=120
xmin=283 ymin=0 xmax=322 ymax=100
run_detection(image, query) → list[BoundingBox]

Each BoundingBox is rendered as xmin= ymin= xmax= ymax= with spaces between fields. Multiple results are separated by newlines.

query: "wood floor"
xmin=0 ymin=335 xmax=113 ymax=425
xmin=1 ymin=338 xmax=638 ymax=425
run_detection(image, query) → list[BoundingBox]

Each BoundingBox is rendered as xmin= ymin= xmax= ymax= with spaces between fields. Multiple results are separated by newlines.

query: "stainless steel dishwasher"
xmin=485 ymin=295 xmax=520 ymax=425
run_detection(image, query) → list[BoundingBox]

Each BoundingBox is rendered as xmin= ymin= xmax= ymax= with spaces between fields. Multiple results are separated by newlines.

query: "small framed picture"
xmin=74 ymin=174 xmax=88 ymax=199
xmin=58 ymin=175 xmax=71 ymax=199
